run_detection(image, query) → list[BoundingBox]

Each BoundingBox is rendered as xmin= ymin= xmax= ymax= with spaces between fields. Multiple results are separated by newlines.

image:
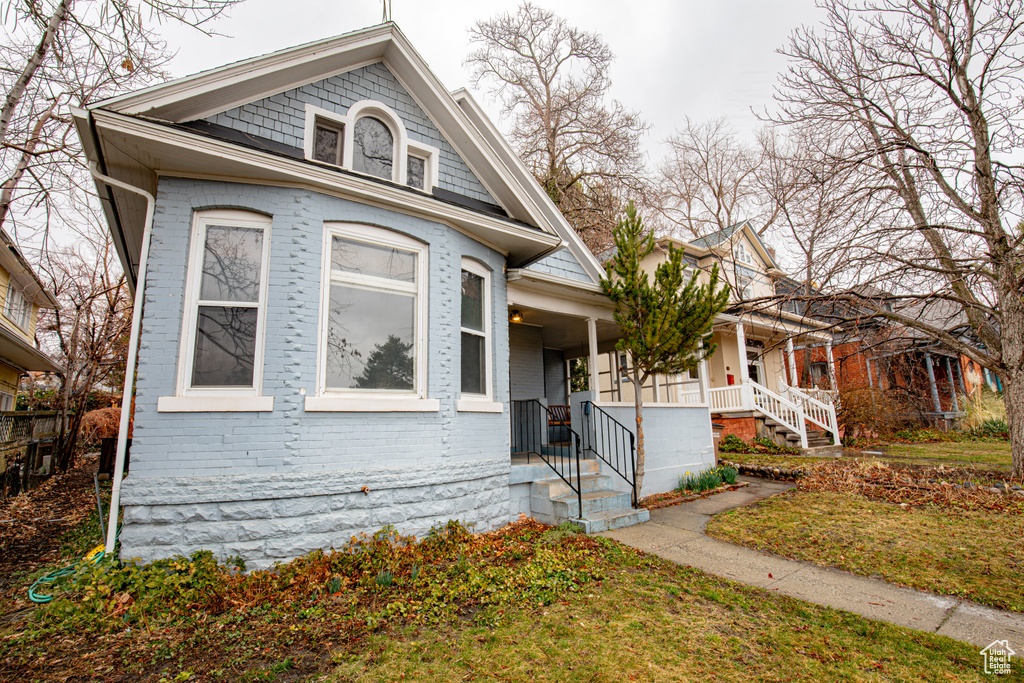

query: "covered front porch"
xmin=504 ymin=270 xmax=715 ymax=530
xmin=677 ymin=311 xmax=840 ymax=449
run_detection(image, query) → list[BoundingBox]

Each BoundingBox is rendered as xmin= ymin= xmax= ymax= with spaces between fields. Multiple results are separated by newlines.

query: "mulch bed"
xmin=0 ymin=455 xmax=100 ymax=597
xmin=638 ymin=482 xmax=749 ymax=511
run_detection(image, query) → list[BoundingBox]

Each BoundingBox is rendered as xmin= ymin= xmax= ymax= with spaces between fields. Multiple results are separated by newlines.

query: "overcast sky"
xmin=160 ymin=0 xmax=822 ymax=164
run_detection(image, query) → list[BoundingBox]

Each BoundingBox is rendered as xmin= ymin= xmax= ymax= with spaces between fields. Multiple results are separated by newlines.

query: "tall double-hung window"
xmin=164 ymin=210 xmax=272 ymax=411
xmin=308 ymin=223 xmax=430 ymax=411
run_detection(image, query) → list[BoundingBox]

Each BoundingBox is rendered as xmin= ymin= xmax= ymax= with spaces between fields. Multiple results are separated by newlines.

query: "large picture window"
xmin=178 ymin=210 xmax=271 ymax=395
xmin=317 ymin=224 xmax=427 ymax=398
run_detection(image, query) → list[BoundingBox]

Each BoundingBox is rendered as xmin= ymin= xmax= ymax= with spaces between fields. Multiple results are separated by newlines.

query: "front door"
xmin=746 ymin=349 xmax=765 ymax=385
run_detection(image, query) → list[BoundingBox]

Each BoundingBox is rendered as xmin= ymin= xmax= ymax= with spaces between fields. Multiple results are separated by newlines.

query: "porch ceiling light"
xmin=509 ymin=309 xmax=523 ymax=323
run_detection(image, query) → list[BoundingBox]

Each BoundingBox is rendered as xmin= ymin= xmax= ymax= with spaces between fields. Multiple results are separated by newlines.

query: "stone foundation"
xmin=118 ymin=458 xmax=512 ymax=569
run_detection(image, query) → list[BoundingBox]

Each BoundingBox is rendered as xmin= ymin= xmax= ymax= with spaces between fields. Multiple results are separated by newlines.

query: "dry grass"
xmin=708 ymin=489 xmax=1024 ymax=613
xmin=327 ymin=547 xmax=986 ymax=682
xmin=882 ymin=440 xmax=1011 ymax=469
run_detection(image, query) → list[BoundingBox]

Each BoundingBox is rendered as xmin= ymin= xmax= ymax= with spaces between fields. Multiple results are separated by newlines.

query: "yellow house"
xmin=597 ymin=221 xmax=840 ymax=450
xmin=0 ymin=228 xmax=62 ymax=408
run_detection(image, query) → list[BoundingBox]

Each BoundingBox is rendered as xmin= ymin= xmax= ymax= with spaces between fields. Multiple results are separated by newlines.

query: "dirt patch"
xmin=0 ymin=455 xmax=100 ymax=596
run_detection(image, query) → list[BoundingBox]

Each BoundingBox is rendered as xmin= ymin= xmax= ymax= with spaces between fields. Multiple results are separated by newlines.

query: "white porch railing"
xmin=707 ymin=385 xmax=746 ymax=412
xmin=750 ymin=381 xmax=808 ymax=449
xmin=783 ymin=385 xmax=840 ymax=445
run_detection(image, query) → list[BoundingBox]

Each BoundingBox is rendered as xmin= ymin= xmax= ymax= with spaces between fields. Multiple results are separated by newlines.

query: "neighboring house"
xmin=74 ymin=24 xmax=713 ymax=568
xmin=790 ymin=289 xmax=989 ymax=427
xmin=0 ymin=228 xmax=62 ymax=409
xmin=597 ymin=221 xmax=840 ymax=449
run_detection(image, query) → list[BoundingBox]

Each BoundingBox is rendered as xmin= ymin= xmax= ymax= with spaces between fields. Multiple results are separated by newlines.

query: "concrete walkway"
xmin=601 ymin=476 xmax=1024 ymax=648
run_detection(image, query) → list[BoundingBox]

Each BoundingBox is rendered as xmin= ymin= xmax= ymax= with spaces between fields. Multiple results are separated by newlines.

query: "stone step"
xmin=576 ymin=507 xmax=650 ymax=534
xmin=548 ymin=489 xmax=633 ymax=519
xmin=531 ymin=473 xmax=614 ymax=500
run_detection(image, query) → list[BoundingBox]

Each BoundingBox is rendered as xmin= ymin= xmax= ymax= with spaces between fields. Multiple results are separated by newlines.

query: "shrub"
xmin=968 ymin=418 xmax=1009 ymax=440
xmin=677 ymin=465 xmax=737 ymax=493
xmin=718 ymin=434 xmax=747 ymax=453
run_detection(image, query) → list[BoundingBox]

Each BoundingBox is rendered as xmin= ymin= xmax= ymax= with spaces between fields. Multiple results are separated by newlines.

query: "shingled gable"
xmin=689 ymin=220 xmax=781 ymax=272
xmin=72 ymin=22 xmax=578 ymax=287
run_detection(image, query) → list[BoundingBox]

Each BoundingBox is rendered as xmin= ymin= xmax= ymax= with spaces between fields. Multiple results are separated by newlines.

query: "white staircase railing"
xmin=783 ymin=385 xmax=840 ymax=446
xmin=749 ymin=380 xmax=808 ymax=449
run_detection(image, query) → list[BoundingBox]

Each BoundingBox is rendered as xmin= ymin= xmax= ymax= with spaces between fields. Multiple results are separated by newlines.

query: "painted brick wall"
xmin=508 ymin=324 xmax=544 ymax=400
xmin=570 ymin=392 xmax=714 ymax=498
xmin=120 ymin=177 xmax=513 ymax=564
xmin=528 ymin=247 xmax=594 ymax=284
xmin=204 ymin=62 xmax=495 ymax=205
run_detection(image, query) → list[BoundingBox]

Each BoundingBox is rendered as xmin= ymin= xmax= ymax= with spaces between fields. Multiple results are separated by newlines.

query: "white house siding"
xmin=118 ymin=177 xmax=512 ymax=568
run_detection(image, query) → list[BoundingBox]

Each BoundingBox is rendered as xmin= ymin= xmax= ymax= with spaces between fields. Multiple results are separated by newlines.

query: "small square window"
xmin=407 ymin=155 xmax=426 ymax=190
xmin=313 ymin=120 xmax=343 ymax=166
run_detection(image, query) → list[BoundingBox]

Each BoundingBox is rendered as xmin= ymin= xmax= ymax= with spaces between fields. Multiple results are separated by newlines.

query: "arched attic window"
xmin=352 ymin=115 xmax=394 ymax=180
xmin=303 ymin=100 xmax=440 ymax=192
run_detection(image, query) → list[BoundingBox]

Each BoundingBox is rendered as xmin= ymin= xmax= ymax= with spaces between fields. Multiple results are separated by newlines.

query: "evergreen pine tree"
xmin=601 ymin=202 xmax=730 ymax=493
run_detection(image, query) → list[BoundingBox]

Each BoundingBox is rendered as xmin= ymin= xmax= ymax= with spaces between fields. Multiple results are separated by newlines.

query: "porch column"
xmin=587 ymin=317 xmax=600 ymax=396
xmin=698 ymin=357 xmax=711 ymax=404
xmin=924 ymin=352 xmax=942 ymax=413
xmin=953 ymin=357 xmax=967 ymax=395
xmin=825 ymin=340 xmax=837 ymax=389
xmin=943 ymin=356 xmax=960 ymax=412
xmin=785 ymin=338 xmax=798 ymax=388
xmin=736 ymin=322 xmax=750 ymax=384
xmin=865 ymin=356 xmax=874 ymax=388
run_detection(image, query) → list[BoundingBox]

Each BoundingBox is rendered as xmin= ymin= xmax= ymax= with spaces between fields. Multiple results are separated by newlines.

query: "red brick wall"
xmin=713 ymin=415 xmax=756 ymax=442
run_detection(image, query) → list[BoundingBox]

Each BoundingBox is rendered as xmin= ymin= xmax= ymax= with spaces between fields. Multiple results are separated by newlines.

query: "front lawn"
xmin=2 ymin=515 xmax=990 ymax=682
xmin=707 ymin=489 xmax=1024 ymax=613
xmin=880 ymin=439 xmax=1012 ymax=469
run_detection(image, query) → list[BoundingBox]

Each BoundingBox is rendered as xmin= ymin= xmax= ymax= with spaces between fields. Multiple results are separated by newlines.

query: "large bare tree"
xmin=656 ymin=118 xmax=776 ymax=241
xmin=466 ymin=2 xmax=648 ymax=251
xmin=0 ymin=0 xmax=241 ymax=243
xmin=774 ymin=0 xmax=1024 ymax=476
xmin=37 ymin=217 xmax=130 ymax=472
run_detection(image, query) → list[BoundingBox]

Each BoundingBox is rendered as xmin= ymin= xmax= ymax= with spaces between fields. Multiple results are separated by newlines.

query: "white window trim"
xmin=737 ymin=274 xmax=753 ymax=300
xmin=4 ymin=283 xmax=31 ymax=331
xmin=309 ymin=222 xmax=430 ymax=410
xmin=458 ymin=258 xmax=494 ymax=409
xmin=735 ymin=241 xmax=753 ymax=265
xmin=157 ymin=395 xmax=274 ymax=412
xmin=167 ymin=209 xmax=272 ymax=405
xmin=302 ymin=102 xmax=439 ymax=192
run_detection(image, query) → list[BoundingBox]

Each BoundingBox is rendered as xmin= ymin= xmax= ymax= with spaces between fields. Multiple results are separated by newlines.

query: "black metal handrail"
xmin=580 ymin=401 xmax=638 ymax=506
xmin=510 ymin=399 xmax=583 ymax=519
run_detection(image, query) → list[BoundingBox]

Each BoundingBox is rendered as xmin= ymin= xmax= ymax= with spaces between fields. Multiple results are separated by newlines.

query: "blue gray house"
xmin=74 ymin=24 xmax=713 ymax=568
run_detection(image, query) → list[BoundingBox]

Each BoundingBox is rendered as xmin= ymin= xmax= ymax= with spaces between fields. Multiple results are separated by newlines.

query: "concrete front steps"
xmin=529 ymin=460 xmax=650 ymax=534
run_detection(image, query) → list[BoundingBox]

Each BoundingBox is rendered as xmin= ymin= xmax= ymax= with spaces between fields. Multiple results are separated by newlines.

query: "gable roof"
xmin=686 ymin=220 xmax=779 ymax=271
xmin=74 ymin=23 xmax=585 ymax=286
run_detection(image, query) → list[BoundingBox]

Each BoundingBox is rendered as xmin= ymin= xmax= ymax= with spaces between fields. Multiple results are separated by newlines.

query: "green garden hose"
xmin=28 ymin=544 xmax=105 ymax=603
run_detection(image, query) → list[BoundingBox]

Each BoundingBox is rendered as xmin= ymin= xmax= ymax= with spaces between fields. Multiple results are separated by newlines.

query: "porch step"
xmin=531 ymin=473 xmax=613 ymax=500
xmin=575 ymin=507 xmax=650 ymax=534
xmin=528 ymin=470 xmax=647 ymax=533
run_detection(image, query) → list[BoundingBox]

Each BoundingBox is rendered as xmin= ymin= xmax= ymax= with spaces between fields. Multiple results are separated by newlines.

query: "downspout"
xmin=87 ymin=161 xmax=155 ymax=555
